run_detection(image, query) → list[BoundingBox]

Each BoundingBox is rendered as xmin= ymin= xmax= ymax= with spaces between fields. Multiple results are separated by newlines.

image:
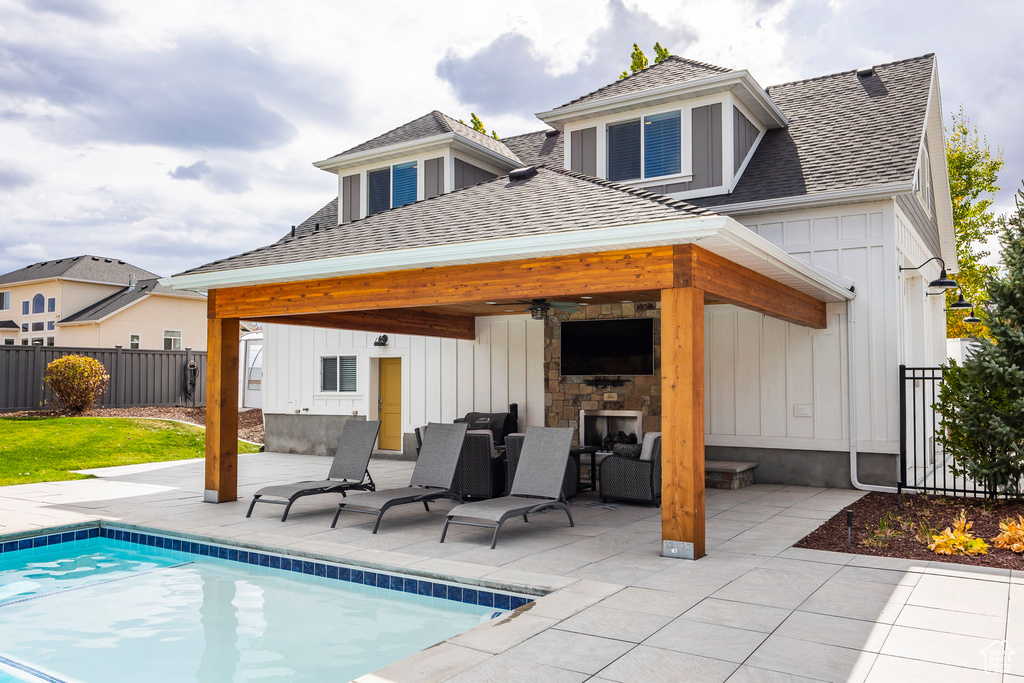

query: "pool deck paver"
xmin=0 ymin=451 xmax=1020 ymax=681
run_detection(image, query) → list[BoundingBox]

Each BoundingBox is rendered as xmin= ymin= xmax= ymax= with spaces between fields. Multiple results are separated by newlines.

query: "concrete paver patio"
xmin=1 ymin=452 xmax=1020 ymax=682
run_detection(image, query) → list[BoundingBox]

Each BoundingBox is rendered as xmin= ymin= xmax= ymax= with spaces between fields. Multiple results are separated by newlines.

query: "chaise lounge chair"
xmin=331 ymin=422 xmax=468 ymax=533
xmin=440 ymin=426 xmax=575 ymax=549
xmin=245 ymin=419 xmax=381 ymax=521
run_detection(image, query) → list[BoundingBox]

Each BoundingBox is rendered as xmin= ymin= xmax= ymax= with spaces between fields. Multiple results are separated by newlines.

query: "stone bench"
xmin=705 ymin=460 xmax=757 ymax=490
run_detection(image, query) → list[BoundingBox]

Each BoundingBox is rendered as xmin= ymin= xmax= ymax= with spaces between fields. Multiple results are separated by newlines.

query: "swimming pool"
xmin=0 ymin=526 xmax=529 ymax=682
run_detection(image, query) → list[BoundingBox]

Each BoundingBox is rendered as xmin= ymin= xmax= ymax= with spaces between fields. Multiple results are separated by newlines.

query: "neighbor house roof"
xmin=178 ymin=166 xmax=715 ymax=277
xmin=691 ymin=54 xmax=935 ymax=209
xmin=328 ymin=111 xmax=522 ymax=166
xmin=0 ymin=255 xmax=159 ymax=286
xmin=60 ymin=279 xmax=205 ymax=324
xmin=0 ymin=320 xmax=18 ymax=330
xmin=552 ymin=56 xmax=732 ymax=111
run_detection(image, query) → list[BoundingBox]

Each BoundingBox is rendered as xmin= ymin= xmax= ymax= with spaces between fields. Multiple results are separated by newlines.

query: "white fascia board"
xmin=449 ymin=136 xmax=523 ymax=169
xmin=926 ymin=59 xmax=957 ymax=269
xmin=537 ymin=71 xmax=788 ymax=130
xmin=707 ymin=182 xmax=914 ymax=216
xmin=313 ymin=133 xmax=456 ymax=171
xmin=161 ymin=215 xmax=853 ymax=304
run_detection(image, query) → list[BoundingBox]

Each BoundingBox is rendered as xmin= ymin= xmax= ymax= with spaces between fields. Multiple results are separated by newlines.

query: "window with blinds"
xmin=367 ymin=168 xmax=390 ymax=216
xmin=391 ymin=161 xmax=417 ymax=208
xmin=643 ymin=110 xmax=681 ymax=178
xmin=321 ymin=355 xmax=357 ymax=392
xmin=607 ymin=120 xmax=641 ymax=182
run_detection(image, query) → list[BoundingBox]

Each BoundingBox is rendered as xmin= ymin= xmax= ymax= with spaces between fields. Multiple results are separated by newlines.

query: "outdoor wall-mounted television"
xmin=560 ymin=318 xmax=654 ymax=376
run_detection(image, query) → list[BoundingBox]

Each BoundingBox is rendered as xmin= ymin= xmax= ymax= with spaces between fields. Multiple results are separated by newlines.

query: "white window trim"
xmin=605 ymin=110 xmax=693 ymax=185
xmin=319 ymin=354 xmax=359 ymax=394
xmin=163 ymin=329 xmax=182 ymax=351
xmin=129 ymin=333 xmax=141 ymax=350
xmin=0 ymin=291 xmax=10 ymax=311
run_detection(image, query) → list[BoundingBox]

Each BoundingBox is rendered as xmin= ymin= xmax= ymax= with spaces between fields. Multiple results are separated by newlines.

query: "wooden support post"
xmin=660 ymin=287 xmax=705 ymax=560
xmin=205 ymin=316 xmax=239 ymax=503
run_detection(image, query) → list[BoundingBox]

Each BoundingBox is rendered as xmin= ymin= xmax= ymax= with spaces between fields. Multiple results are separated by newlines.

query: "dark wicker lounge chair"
xmin=440 ymin=426 xmax=575 ymax=549
xmin=245 ymin=419 xmax=381 ymax=521
xmin=331 ymin=422 xmax=468 ymax=533
xmin=599 ymin=432 xmax=662 ymax=506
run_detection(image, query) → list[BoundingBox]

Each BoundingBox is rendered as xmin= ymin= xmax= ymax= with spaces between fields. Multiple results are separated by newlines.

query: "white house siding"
xmin=714 ymin=201 xmax=901 ymax=455
xmin=263 ymin=314 xmax=544 ymax=437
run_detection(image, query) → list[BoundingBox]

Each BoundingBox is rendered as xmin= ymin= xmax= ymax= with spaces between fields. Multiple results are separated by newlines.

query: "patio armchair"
xmin=504 ymin=433 xmax=578 ymax=499
xmin=245 ymin=419 xmax=380 ymax=521
xmin=440 ymin=426 xmax=575 ymax=549
xmin=331 ymin=422 xmax=468 ymax=533
xmin=451 ymin=430 xmax=506 ymax=500
xmin=599 ymin=432 xmax=661 ymax=506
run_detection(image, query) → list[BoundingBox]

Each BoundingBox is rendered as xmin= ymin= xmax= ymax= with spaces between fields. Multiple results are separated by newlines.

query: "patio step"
xmin=705 ymin=460 xmax=757 ymax=490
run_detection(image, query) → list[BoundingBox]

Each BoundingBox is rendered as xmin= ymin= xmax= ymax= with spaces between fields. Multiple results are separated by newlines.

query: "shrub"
xmin=992 ymin=515 xmax=1024 ymax=553
xmin=928 ymin=510 xmax=989 ymax=556
xmin=44 ymin=355 xmax=110 ymax=413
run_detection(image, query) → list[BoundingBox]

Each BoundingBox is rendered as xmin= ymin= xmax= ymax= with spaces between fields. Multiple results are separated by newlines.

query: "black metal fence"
xmin=898 ymin=363 xmax=1012 ymax=498
xmin=0 ymin=344 xmax=206 ymax=411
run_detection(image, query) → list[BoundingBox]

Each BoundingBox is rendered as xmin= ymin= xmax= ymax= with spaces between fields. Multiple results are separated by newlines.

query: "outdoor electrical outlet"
xmin=662 ymin=540 xmax=694 ymax=560
xmin=793 ymin=404 xmax=813 ymax=417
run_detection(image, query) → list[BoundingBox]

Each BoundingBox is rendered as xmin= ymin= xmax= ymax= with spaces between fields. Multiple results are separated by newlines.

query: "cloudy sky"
xmin=0 ymin=0 xmax=1021 ymax=277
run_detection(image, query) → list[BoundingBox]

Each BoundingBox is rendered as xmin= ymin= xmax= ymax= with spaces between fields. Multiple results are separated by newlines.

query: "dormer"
xmin=536 ymin=57 xmax=786 ymax=200
xmin=313 ymin=111 xmax=523 ymax=224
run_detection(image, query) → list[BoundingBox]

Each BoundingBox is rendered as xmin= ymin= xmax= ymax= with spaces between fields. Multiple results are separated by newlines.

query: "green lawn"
xmin=0 ymin=417 xmax=260 ymax=486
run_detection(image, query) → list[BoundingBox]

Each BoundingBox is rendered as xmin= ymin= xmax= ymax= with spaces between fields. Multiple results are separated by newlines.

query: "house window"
xmin=31 ymin=322 xmax=43 ymax=332
xmin=21 ymin=323 xmax=28 ymax=332
xmin=3 ymin=339 xmax=13 ymax=345
xmin=367 ymin=162 xmax=418 ymax=216
xmin=32 ymin=294 xmax=44 ymax=314
xmin=163 ymin=330 xmax=182 ymax=350
xmin=31 ymin=337 xmax=43 ymax=345
xmin=22 ymin=301 xmax=29 ymax=315
xmin=47 ymin=321 xmax=54 ymax=331
xmin=130 ymin=334 xmax=140 ymax=350
xmin=21 ymin=339 xmax=28 ymax=345
xmin=46 ymin=337 xmax=54 ymax=346
xmin=321 ymin=355 xmax=357 ymax=393
xmin=607 ymin=109 xmax=683 ymax=182
xmin=47 ymin=297 xmax=55 ymax=313
xmin=0 ymin=292 xmax=9 ymax=310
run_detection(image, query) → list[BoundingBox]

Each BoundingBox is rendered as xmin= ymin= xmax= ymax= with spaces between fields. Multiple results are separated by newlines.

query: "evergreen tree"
xmin=936 ymin=183 xmax=1024 ymax=495
xmin=653 ymin=42 xmax=670 ymax=64
xmin=619 ymin=43 xmax=650 ymax=79
xmin=467 ymin=113 xmax=498 ymax=140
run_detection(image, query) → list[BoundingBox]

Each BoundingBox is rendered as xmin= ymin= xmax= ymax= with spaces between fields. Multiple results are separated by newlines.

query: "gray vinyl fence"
xmin=0 ymin=345 xmax=207 ymax=412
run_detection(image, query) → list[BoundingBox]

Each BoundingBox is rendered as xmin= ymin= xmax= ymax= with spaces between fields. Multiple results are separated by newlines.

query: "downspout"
xmin=847 ymin=297 xmax=898 ymax=493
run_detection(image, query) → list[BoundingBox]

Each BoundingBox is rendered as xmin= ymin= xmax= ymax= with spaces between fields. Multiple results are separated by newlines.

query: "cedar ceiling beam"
xmin=210 ymin=247 xmax=676 ymax=319
xmin=252 ymin=309 xmax=476 ymax=341
xmin=674 ymin=244 xmax=827 ymax=329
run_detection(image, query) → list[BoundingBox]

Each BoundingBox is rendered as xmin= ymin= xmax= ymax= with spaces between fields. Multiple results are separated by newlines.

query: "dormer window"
xmin=368 ymin=161 xmax=418 ymax=216
xmin=607 ymin=109 xmax=682 ymax=182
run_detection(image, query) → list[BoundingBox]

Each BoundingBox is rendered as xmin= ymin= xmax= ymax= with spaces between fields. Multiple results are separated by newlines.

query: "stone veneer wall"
xmin=545 ymin=301 xmax=661 ymax=445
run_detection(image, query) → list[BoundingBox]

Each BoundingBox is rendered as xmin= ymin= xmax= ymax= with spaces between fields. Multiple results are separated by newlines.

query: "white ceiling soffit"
xmin=161 ymin=215 xmax=853 ymax=305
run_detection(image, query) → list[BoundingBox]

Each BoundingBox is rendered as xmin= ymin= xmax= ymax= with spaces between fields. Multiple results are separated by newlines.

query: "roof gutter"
xmin=705 ymin=182 xmax=914 ymax=216
xmin=161 ymin=215 xmax=853 ymax=304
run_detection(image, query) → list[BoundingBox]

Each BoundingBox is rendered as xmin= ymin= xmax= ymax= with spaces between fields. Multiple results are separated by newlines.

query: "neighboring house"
xmin=0 ymin=255 xmax=208 ymax=350
xmin=166 ymin=51 xmax=952 ymax=537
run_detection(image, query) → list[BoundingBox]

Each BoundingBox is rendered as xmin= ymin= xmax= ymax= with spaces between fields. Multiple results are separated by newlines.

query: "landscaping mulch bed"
xmin=797 ymin=491 xmax=1024 ymax=570
xmin=1 ymin=407 xmax=265 ymax=445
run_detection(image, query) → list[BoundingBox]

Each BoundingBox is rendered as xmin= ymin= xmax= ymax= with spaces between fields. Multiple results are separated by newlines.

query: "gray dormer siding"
xmin=734 ymin=107 xmax=759 ymax=173
xmin=692 ymin=103 xmax=723 ymax=190
xmin=424 ymin=158 xmax=445 ymax=199
xmin=570 ymin=127 xmax=597 ymax=176
xmin=341 ymin=174 xmax=360 ymax=224
xmin=454 ymin=158 xmax=496 ymax=190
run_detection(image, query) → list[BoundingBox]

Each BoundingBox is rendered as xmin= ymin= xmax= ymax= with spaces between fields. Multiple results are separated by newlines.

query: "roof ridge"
xmin=664 ymin=55 xmax=733 ymax=73
xmin=767 ymin=53 xmax=935 ymax=91
xmin=334 ymin=111 xmax=445 ymax=157
xmin=500 ymin=128 xmax=558 ymax=142
xmin=541 ymin=165 xmax=712 ymax=216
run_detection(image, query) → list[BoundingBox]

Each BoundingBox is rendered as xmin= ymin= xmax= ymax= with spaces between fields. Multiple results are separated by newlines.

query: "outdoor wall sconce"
xmin=964 ymin=310 xmax=982 ymax=324
xmin=899 ymin=256 xmax=959 ymax=290
xmin=373 ymin=334 xmax=388 ymax=347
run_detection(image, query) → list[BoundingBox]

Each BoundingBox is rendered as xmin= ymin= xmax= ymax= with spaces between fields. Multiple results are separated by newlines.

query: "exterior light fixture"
xmin=528 ymin=302 xmax=550 ymax=320
xmin=373 ymin=334 xmax=388 ymax=347
xmin=899 ymin=256 xmax=958 ymax=291
xmin=964 ymin=310 xmax=982 ymax=324
xmin=948 ymin=292 xmax=973 ymax=309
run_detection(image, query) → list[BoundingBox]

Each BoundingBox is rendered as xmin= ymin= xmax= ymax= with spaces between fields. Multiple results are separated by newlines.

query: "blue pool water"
xmin=0 ymin=532 xmax=512 ymax=682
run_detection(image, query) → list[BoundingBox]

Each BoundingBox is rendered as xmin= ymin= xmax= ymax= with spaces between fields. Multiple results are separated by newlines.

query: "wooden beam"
xmin=205 ymin=314 xmax=239 ymax=503
xmin=675 ymin=244 xmax=827 ymax=329
xmin=660 ymin=286 xmax=705 ymax=560
xmin=252 ymin=308 xmax=476 ymax=340
xmin=211 ymin=247 xmax=675 ymax=319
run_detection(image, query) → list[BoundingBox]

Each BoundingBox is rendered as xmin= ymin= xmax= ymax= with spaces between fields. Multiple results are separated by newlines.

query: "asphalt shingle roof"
xmin=180 ymin=166 xmax=715 ymax=276
xmin=0 ymin=320 xmax=18 ymax=330
xmin=691 ymin=54 xmax=935 ymax=208
xmin=60 ymin=279 xmax=204 ymax=323
xmin=0 ymin=256 xmax=159 ymax=286
xmin=552 ymin=56 xmax=732 ymax=111
xmin=501 ymin=130 xmax=564 ymax=168
xmin=277 ymin=198 xmax=338 ymax=242
xmin=333 ymin=111 xmax=522 ymax=165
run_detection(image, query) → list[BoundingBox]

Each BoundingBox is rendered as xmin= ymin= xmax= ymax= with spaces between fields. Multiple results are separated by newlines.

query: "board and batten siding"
xmin=262 ymin=315 xmax=544 ymax=434
xmin=717 ymin=201 xmax=901 ymax=454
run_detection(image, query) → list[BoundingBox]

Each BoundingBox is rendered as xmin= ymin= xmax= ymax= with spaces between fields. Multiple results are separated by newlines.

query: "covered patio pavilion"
xmin=167 ymin=166 xmax=854 ymax=560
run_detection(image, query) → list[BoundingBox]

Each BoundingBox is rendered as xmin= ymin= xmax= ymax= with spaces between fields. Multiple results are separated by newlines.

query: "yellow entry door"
xmin=378 ymin=358 xmax=402 ymax=451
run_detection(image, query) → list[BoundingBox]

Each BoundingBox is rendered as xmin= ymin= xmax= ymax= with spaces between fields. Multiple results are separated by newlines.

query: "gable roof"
xmin=0 ymin=255 xmax=158 ymax=286
xmin=552 ymin=56 xmax=732 ymax=111
xmin=501 ymin=130 xmax=564 ymax=168
xmin=177 ymin=166 xmax=715 ymax=278
xmin=328 ymin=110 xmax=522 ymax=166
xmin=59 ymin=279 xmax=205 ymax=324
xmin=692 ymin=54 xmax=935 ymax=209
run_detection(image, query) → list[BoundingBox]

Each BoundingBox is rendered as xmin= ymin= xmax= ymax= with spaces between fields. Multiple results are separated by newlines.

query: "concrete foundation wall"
xmin=264 ymin=413 xmax=366 ymax=456
xmin=706 ymin=446 xmax=897 ymax=489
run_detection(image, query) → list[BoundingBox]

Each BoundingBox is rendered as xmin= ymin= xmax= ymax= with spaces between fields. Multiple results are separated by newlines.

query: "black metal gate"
xmin=899 ymin=363 xmax=1009 ymax=498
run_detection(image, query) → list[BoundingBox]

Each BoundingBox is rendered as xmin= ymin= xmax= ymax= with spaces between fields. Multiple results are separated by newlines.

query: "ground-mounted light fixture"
xmin=373 ymin=334 xmax=388 ymax=347
xmin=899 ymin=256 xmax=959 ymax=291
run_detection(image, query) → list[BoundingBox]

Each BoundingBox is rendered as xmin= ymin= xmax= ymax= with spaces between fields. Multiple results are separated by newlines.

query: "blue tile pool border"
xmin=0 ymin=524 xmax=532 ymax=613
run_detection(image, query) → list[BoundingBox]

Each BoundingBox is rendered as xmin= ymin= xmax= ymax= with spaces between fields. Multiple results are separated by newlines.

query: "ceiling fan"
xmin=520 ymin=298 xmax=581 ymax=320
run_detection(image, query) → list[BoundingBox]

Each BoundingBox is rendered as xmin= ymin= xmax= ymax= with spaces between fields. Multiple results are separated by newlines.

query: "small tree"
xmin=936 ymin=183 xmax=1024 ymax=495
xmin=45 ymin=355 xmax=110 ymax=413
xmin=619 ymin=42 xmax=670 ymax=79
